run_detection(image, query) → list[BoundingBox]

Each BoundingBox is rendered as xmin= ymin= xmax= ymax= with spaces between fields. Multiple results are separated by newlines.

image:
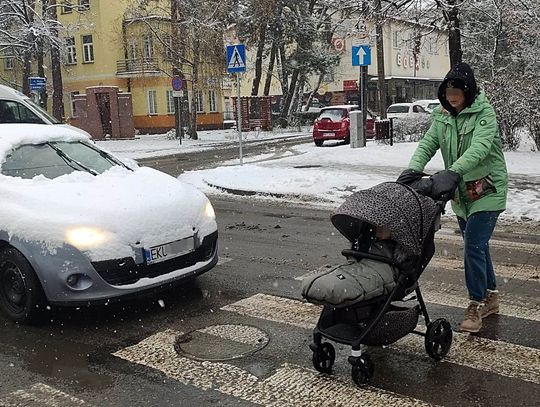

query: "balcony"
xmin=116 ymin=58 xmax=162 ymax=77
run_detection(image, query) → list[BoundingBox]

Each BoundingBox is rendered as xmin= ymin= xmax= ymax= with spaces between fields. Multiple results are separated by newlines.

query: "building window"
xmin=65 ymin=37 xmax=77 ymax=64
xmin=208 ymin=90 xmax=217 ymax=112
xmin=70 ymin=91 xmax=79 ymax=117
xmin=82 ymin=35 xmax=94 ymax=63
xmin=4 ymin=56 xmax=14 ymax=70
xmin=392 ymin=31 xmax=400 ymax=49
xmin=78 ymin=0 xmax=90 ymax=10
xmin=147 ymin=90 xmax=157 ymax=115
xmin=127 ymin=39 xmax=137 ymax=61
xmin=61 ymin=1 xmax=73 ymax=14
xmin=195 ymin=90 xmax=204 ymax=113
xmin=163 ymin=35 xmax=172 ymax=61
xmin=166 ymin=90 xmax=174 ymax=114
xmin=143 ymin=34 xmax=153 ymax=60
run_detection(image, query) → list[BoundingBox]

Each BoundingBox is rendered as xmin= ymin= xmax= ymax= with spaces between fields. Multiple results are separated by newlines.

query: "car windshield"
xmin=318 ymin=109 xmax=347 ymax=121
xmin=387 ymin=105 xmax=410 ymax=113
xmin=1 ymin=141 xmax=125 ymax=179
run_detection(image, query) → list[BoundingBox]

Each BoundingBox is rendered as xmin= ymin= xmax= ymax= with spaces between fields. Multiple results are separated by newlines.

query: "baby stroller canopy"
xmin=331 ymin=182 xmax=439 ymax=256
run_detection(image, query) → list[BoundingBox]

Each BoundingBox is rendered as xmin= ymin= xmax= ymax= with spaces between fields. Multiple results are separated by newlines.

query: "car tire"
xmin=0 ymin=247 xmax=47 ymax=324
xmin=314 ymin=140 xmax=323 ymax=147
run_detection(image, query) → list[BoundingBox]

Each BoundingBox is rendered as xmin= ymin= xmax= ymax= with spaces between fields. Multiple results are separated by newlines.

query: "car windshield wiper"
xmin=46 ymin=142 xmax=98 ymax=176
xmin=81 ymin=142 xmax=133 ymax=171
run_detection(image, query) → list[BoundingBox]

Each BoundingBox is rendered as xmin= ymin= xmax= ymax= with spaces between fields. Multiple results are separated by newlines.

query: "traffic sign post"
xmin=226 ymin=44 xmax=246 ymax=165
xmin=351 ymin=45 xmax=371 ymax=149
xmin=171 ymin=75 xmax=185 ymax=143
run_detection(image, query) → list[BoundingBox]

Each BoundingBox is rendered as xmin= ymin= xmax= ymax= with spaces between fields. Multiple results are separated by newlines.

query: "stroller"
xmin=301 ymin=182 xmax=453 ymax=387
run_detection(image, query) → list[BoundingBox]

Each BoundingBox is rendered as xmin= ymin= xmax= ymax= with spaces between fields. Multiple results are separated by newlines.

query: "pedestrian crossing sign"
xmin=227 ymin=44 xmax=246 ymax=73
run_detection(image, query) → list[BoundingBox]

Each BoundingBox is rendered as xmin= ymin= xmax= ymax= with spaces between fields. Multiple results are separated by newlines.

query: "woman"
xmin=398 ymin=62 xmax=508 ymax=333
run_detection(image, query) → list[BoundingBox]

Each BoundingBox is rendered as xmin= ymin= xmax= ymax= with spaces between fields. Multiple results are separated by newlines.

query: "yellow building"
xmin=1 ymin=0 xmax=226 ymax=134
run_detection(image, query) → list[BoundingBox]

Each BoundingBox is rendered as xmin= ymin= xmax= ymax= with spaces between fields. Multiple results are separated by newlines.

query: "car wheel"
xmin=0 ymin=247 xmax=46 ymax=324
xmin=314 ymin=140 xmax=323 ymax=147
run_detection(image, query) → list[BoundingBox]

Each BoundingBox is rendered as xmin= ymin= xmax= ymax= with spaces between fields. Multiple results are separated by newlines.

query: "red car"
xmin=312 ymin=105 xmax=376 ymax=146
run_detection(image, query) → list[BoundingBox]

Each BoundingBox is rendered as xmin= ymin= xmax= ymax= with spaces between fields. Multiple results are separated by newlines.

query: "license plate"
xmin=144 ymin=237 xmax=195 ymax=265
xmin=323 ymin=132 xmax=335 ymax=137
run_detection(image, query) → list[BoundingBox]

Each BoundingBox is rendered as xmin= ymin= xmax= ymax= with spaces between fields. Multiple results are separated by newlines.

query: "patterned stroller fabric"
xmin=331 ymin=182 xmax=440 ymax=256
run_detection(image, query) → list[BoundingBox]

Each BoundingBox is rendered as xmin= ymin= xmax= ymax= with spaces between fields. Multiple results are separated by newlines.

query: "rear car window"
xmin=387 ymin=105 xmax=410 ymax=114
xmin=0 ymin=100 xmax=44 ymax=124
xmin=318 ymin=109 xmax=347 ymax=121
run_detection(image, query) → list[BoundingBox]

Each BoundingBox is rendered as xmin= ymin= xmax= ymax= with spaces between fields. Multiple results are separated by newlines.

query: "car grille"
xmin=91 ymin=231 xmax=218 ymax=286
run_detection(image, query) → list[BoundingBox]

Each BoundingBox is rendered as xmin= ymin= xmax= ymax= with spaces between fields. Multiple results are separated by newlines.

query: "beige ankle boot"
xmin=460 ymin=301 xmax=484 ymax=333
xmin=482 ymin=290 xmax=500 ymax=318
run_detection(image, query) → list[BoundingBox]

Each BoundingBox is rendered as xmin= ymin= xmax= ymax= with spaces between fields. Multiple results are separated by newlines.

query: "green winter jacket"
xmin=408 ymin=91 xmax=508 ymax=219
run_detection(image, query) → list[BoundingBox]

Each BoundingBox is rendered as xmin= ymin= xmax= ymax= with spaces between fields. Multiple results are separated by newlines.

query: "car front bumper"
xmin=23 ymin=231 xmax=218 ymax=306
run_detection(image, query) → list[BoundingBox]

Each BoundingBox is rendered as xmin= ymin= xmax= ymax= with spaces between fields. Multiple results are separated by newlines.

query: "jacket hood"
xmin=438 ymin=63 xmax=479 ymax=116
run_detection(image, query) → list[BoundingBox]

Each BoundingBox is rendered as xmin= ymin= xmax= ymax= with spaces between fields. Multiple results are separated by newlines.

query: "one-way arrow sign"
xmin=352 ymin=45 xmax=371 ymax=67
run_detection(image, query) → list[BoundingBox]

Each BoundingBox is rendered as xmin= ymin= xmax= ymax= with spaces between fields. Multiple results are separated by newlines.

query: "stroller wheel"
xmin=425 ymin=318 xmax=453 ymax=360
xmin=351 ymin=354 xmax=374 ymax=387
xmin=312 ymin=342 xmax=335 ymax=373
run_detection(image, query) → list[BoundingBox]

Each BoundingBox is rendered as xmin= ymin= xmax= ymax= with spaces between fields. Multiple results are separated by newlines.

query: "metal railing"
xmin=116 ymin=58 xmax=160 ymax=75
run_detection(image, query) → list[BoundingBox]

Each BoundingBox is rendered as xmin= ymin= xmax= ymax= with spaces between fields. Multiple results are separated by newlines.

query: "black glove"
xmin=396 ymin=168 xmax=426 ymax=185
xmin=430 ymin=169 xmax=460 ymax=201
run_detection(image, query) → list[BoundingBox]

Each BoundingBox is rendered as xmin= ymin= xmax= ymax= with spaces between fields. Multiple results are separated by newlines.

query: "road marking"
xmin=222 ymin=294 xmax=540 ymax=385
xmin=217 ymin=256 xmax=233 ymax=266
xmin=296 ymin=258 xmax=539 ymax=283
xmin=435 ymin=232 xmax=538 ymax=253
xmin=0 ymin=383 xmax=88 ymax=407
xmin=295 ymin=269 xmax=540 ymax=321
xmin=114 ymin=329 xmax=435 ymax=406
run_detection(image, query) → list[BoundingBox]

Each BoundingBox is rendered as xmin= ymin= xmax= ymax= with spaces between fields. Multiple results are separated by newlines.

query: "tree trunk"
xmin=190 ymin=37 xmax=199 ymax=140
xmin=22 ymin=50 xmax=32 ymax=95
xmin=280 ymin=68 xmax=299 ymax=124
xmin=304 ymin=73 xmax=324 ymax=110
xmin=263 ymin=42 xmax=277 ymax=96
xmin=37 ymin=39 xmax=48 ymax=109
xmin=251 ymin=25 xmax=266 ymax=96
xmin=447 ymin=0 xmax=463 ymax=67
xmin=49 ymin=0 xmax=64 ymax=120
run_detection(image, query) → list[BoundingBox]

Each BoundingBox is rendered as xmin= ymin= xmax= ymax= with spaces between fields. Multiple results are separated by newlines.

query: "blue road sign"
xmin=171 ymin=75 xmax=183 ymax=91
xmin=352 ymin=45 xmax=372 ymax=67
xmin=226 ymin=44 xmax=246 ymax=73
xmin=28 ymin=77 xmax=46 ymax=91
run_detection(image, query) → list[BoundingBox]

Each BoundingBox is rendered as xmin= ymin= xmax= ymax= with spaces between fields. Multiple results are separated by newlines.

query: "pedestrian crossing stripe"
xmin=114 ymin=329 xmax=434 ymax=407
xmin=221 ymin=293 xmax=540 ymax=385
xmin=0 ymin=383 xmax=88 ymax=406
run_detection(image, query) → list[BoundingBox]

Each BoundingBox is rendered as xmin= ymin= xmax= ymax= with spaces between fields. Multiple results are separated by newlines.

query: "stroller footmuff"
xmin=302 ymin=182 xmax=453 ymax=387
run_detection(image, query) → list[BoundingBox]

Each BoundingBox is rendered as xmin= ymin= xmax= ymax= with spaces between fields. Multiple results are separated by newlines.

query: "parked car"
xmin=386 ymin=102 xmax=428 ymax=119
xmin=0 ymin=124 xmax=218 ymax=323
xmin=426 ymin=100 xmax=441 ymax=113
xmin=0 ymin=84 xmax=90 ymax=137
xmin=312 ymin=105 xmax=375 ymax=147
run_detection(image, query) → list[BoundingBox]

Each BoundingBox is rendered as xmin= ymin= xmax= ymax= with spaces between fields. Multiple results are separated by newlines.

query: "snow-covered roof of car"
xmin=0 ymin=84 xmax=27 ymax=100
xmin=321 ymin=105 xmax=359 ymax=110
xmin=388 ymin=103 xmax=414 ymax=107
xmin=0 ymin=123 xmax=90 ymax=161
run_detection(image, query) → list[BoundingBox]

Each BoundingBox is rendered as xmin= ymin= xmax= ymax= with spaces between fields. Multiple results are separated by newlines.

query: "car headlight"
xmin=65 ymin=227 xmax=108 ymax=249
xmin=204 ymin=201 xmax=216 ymax=220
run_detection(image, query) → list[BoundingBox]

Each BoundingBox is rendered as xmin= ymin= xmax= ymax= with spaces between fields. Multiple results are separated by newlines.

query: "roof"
xmin=321 ymin=104 xmax=358 ymax=110
xmin=0 ymin=84 xmax=27 ymax=100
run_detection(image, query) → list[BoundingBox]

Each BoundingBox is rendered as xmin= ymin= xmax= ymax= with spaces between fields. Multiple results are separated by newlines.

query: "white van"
xmin=0 ymin=84 xmax=90 ymax=136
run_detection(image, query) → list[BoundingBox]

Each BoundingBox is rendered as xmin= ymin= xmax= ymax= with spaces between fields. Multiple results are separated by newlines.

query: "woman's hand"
xmin=430 ymin=169 xmax=460 ymax=201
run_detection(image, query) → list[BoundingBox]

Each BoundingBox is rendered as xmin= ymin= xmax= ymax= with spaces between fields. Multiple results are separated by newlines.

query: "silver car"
xmin=0 ymin=124 xmax=218 ymax=323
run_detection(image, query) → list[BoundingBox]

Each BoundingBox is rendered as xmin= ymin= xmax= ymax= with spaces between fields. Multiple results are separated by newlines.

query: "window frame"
xmin=82 ymin=34 xmax=94 ymax=63
xmin=208 ymin=90 xmax=217 ymax=112
xmin=143 ymin=34 xmax=154 ymax=60
xmin=61 ymin=1 xmax=73 ymax=14
xmin=147 ymin=90 xmax=158 ymax=115
xmin=65 ymin=37 xmax=77 ymax=65
xmin=195 ymin=90 xmax=204 ymax=113
xmin=166 ymin=90 xmax=174 ymax=114
xmin=3 ymin=56 xmax=14 ymax=70
xmin=78 ymin=0 xmax=90 ymax=11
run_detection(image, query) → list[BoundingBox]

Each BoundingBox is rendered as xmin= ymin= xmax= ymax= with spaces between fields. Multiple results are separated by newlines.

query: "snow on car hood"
xmin=0 ymin=166 xmax=216 ymax=261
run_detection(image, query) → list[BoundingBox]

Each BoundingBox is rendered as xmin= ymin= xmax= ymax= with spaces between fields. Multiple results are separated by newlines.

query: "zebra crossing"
xmin=0 ymin=383 xmax=89 ymax=407
xmin=111 ymin=270 xmax=540 ymax=406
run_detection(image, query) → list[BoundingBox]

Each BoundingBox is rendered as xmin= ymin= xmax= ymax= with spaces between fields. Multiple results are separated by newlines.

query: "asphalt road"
xmin=1 ymin=140 xmax=539 ymax=406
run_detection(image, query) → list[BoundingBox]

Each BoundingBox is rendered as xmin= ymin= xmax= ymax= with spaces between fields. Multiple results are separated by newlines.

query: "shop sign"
xmin=343 ymin=79 xmax=358 ymax=91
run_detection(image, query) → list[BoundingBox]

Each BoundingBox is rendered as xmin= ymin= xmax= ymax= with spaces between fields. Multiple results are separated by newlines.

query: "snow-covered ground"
xmin=98 ymin=129 xmax=540 ymax=221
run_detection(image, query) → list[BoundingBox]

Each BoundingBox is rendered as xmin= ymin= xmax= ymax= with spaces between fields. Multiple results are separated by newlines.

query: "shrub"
xmin=390 ymin=115 xmax=432 ymax=143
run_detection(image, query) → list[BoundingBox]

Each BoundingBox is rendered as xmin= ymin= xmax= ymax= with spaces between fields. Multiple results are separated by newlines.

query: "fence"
xmin=375 ymin=119 xmax=393 ymax=146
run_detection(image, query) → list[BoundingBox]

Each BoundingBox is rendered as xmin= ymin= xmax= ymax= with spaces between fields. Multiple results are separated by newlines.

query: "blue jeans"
xmin=457 ymin=211 xmax=501 ymax=302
